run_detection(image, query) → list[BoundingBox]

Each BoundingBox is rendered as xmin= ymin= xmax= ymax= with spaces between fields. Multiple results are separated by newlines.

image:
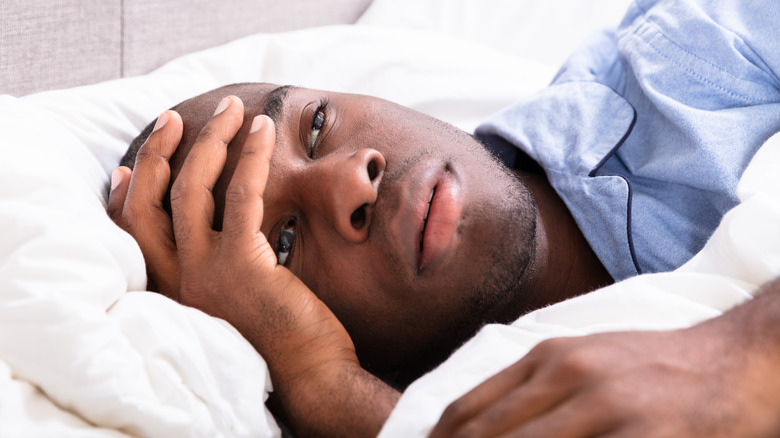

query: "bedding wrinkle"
xmin=0 ymin=15 xmax=555 ymax=433
xmin=5 ymin=0 xmax=778 ymax=435
xmin=0 ymin=94 xmax=276 ymax=435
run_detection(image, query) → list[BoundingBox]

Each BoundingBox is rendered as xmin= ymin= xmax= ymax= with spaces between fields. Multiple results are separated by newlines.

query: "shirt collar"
xmin=475 ymin=81 xmax=641 ymax=280
xmin=477 ymin=81 xmax=635 ymax=177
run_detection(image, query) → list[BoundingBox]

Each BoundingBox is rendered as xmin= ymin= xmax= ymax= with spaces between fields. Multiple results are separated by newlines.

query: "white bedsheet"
xmin=0 ymin=15 xmax=556 ymax=437
xmin=5 ymin=0 xmax=777 ymax=436
xmin=380 ymin=133 xmax=780 ymax=436
xmin=0 ymin=98 xmax=277 ymax=436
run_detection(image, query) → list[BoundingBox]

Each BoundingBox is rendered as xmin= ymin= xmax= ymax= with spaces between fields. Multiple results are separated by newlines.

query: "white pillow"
xmin=358 ymin=0 xmax=633 ymax=68
xmin=0 ymin=23 xmax=556 ymax=436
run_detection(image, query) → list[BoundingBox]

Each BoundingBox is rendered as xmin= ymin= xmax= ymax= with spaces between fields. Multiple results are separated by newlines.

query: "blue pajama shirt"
xmin=477 ymin=0 xmax=780 ymax=280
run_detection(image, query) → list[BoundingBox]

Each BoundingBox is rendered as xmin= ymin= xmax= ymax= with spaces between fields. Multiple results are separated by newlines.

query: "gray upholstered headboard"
xmin=0 ymin=0 xmax=372 ymax=97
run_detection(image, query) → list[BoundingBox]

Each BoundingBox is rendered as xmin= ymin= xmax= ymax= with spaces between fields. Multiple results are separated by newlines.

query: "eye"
xmin=275 ymin=214 xmax=298 ymax=266
xmin=308 ymin=100 xmax=328 ymax=158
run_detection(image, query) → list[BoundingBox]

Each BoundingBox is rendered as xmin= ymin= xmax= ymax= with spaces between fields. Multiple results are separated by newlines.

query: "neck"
xmin=517 ymin=170 xmax=613 ymax=312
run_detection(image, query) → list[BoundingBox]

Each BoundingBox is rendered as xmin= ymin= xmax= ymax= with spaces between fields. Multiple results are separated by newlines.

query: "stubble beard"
xmin=387 ymin=140 xmax=538 ymax=385
xmin=437 ymin=145 xmax=538 ymax=360
xmin=354 ymin=130 xmax=539 ymax=387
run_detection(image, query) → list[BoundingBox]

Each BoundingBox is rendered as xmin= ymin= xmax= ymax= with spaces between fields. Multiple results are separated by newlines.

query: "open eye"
xmin=308 ymin=101 xmax=328 ymax=157
xmin=276 ymin=215 xmax=298 ymax=266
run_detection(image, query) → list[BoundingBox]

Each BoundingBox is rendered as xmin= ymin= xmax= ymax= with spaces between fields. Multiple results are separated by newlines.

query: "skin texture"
xmin=430 ymin=278 xmax=780 ymax=438
xmin=107 ymin=89 xmax=780 ymax=437
xmin=117 ymin=83 xmax=612 ymax=382
xmin=110 ymin=98 xmax=398 ymax=436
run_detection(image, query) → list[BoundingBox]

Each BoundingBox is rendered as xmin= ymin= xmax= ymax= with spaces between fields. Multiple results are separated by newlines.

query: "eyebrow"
xmin=262 ymin=85 xmax=297 ymax=125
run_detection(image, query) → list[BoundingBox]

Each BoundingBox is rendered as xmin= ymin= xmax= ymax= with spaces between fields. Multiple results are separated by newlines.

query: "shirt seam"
xmin=631 ymin=15 xmax=774 ymax=104
xmin=589 ymin=105 xmax=642 ymax=275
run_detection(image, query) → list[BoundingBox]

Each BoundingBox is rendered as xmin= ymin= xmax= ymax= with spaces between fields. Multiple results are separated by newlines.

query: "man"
xmin=108 ymin=0 xmax=780 ymax=436
xmin=114 ymin=83 xmax=613 ymax=383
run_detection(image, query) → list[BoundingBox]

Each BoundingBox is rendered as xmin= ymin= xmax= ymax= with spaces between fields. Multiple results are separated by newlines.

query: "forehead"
xmin=171 ymin=82 xmax=458 ymax=174
xmin=177 ymin=83 xmax=399 ymax=120
xmin=178 ymin=83 xmax=440 ymax=152
xmin=169 ymin=83 xmax=453 ymax=191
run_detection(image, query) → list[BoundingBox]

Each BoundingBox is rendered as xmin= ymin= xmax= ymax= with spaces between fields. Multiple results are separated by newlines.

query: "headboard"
xmin=0 ymin=0 xmax=372 ymax=97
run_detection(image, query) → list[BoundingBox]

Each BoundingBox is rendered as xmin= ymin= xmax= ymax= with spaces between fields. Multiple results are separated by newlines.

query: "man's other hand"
xmin=431 ymin=288 xmax=780 ymax=438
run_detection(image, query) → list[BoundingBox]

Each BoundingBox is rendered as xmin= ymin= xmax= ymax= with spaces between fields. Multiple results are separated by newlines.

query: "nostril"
xmin=367 ymin=159 xmax=379 ymax=181
xmin=350 ymin=204 xmax=367 ymax=229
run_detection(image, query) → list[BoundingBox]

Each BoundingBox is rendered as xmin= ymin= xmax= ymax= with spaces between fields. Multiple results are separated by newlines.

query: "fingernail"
xmin=213 ymin=96 xmax=232 ymax=116
xmin=110 ymin=168 xmax=124 ymax=191
xmin=152 ymin=111 xmax=170 ymax=132
xmin=249 ymin=115 xmax=265 ymax=133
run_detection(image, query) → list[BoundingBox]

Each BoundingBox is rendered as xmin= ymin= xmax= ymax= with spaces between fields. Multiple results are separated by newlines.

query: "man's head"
xmin=124 ymin=83 xmax=540 ymax=382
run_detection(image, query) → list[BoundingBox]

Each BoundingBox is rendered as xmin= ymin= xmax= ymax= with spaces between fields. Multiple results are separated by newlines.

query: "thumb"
xmin=107 ymin=166 xmax=132 ymax=224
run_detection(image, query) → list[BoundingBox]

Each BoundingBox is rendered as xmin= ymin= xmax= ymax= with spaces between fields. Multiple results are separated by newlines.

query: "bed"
xmin=2 ymin=0 xmax=779 ymax=436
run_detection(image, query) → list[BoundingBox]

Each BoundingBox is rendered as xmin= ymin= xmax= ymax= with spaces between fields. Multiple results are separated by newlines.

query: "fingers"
xmin=443 ymin=380 xmax=597 ymax=438
xmin=107 ymin=166 xmax=131 ymax=222
xmin=108 ymin=109 xmax=180 ymax=224
xmin=500 ymin=393 xmax=616 ymax=438
xmin=110 ymin=110 xmax=184 ymax=297
xmin=171 ymin=95 xmax=244 ymax=254
xmin=430 ymin=361 xmax=533 ymax=438
xmin=125 ymin=110 xmax=182 ymax=216
xmin=221 ymin=115 xmax=276 ymax=240
xmin=432 ymin=338 xmax=597 ymax=438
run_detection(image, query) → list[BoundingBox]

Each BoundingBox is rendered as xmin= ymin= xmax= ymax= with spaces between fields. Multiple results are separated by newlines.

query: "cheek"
xmin=305 ymin=251 xmax=377 ymax=316
xmin=301 ymin=247 xmax=406 ymax=337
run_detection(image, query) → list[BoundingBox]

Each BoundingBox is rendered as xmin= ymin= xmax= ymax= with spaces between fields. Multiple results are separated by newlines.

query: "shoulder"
xmin=615 ymin=0 xmax=780 ymax=109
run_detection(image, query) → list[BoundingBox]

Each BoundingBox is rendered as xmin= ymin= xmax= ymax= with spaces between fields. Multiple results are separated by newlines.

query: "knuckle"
xmin=224 ymin=182 xmax=250 ymax=204
xmin=528 ymin=337 xmax=569 ymax=359
xmin=120 ymin=204 xmax=144 ymax=231
xmin=169 ymin=180 xmax=191 ymax=205
xmin=533 ymin=337 xmax=599 ymax=379
xmin=439 ymin=398 xmax=470 ymax=425
xmin=106 ymin=204 xmax=122 ymax=223
xmin=196 ymin=124 xmax=213 ymax=141
xmin=195 ymin=124 xmax=226 ymax=146
xmin=240 ymin=146 xmax=259 ymax=160
xmin=539 ymin=336 xmax=571 ymax=350
xmin=134 ymin=142 xmax=159 ymax=166
xmin=558 ymin=347 xmax=597 ymax=378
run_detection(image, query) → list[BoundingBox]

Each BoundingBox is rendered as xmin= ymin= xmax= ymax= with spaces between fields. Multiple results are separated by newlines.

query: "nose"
xmin=309 ymin=148 xmax=386 ymax=243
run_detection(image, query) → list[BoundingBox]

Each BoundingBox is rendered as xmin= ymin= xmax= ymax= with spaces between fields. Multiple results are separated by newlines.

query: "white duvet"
xmin=1 ymin=0 xmax=778 ymax=436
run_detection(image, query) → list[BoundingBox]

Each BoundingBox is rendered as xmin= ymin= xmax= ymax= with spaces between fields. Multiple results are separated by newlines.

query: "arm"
xmin=431 ymin=277 xmax=780 ymax=437
xmin=108 ymin=97 xmax=399 ymax=437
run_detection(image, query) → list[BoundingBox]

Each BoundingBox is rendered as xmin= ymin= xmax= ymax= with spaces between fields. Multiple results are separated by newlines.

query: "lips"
xmin=418 ymin=170 xmax=463 ymax=271
xmin=386 ymin=161 xmax=464 ymax=276
xmin=419 ymin=188 xmax=435 ymax=249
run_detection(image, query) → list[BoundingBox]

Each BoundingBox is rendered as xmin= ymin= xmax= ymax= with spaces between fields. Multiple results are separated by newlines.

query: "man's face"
xmin=170 ymin=83 xmax=538 ymax=372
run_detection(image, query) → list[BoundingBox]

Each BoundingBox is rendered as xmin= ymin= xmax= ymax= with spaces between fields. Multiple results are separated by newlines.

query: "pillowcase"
xmin=0 ymin=23 xmax=556 ymax=436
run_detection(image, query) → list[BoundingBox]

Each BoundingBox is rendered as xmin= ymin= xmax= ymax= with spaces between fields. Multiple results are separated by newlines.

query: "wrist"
xmin=272 ymin=358 xmax=399 ymax=438
xmin=689 ymin=278 xmax=780 ymax=416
